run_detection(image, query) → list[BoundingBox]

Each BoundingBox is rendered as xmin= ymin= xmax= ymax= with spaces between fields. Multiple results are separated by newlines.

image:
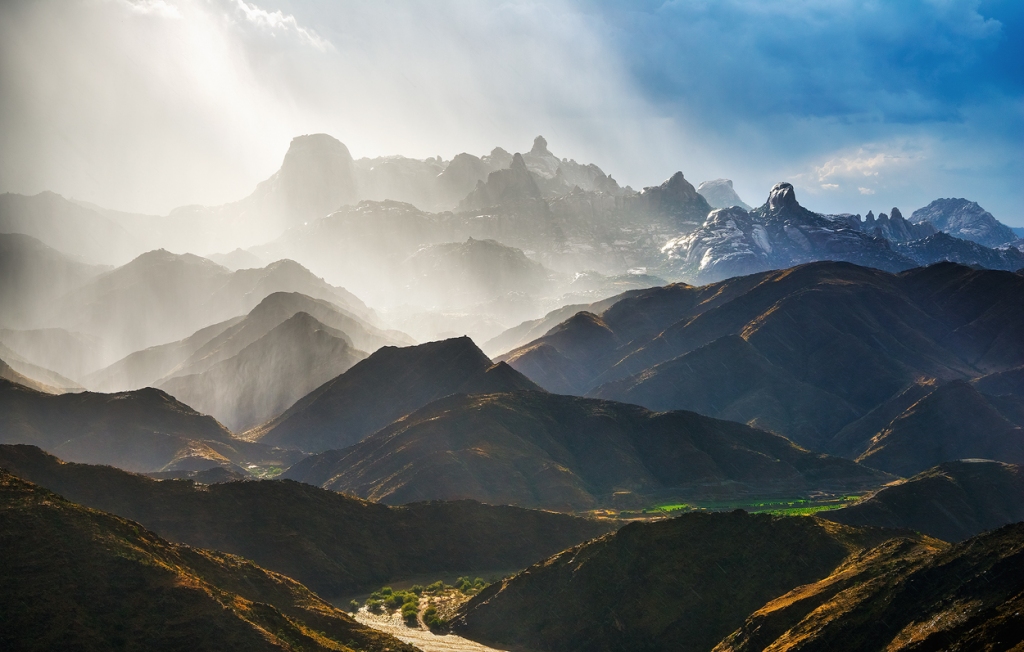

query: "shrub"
xmin=423 ymin=606 xmax=446 ymax=631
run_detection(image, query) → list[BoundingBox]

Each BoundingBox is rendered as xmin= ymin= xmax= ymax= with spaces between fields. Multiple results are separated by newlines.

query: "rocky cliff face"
xmin=861 ymin=207 xmax=936 ymax=243
xmin=911 ymin=197 xmax=1019 ymax=247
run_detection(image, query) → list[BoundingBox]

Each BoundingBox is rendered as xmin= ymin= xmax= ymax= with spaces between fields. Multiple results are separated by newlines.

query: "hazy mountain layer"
xmin=83 ymin=315 xmax=245 ymax=392
xmin=0 ymin=378 xmax=297 ymax=473
xmin=51 ymin=250 xmax=377 ymax=364
xmin=503 ymin=261 xmax=1024 ymax=453
xmin=249 ymin=337 xmax=542 ymax=453
xmin=0 ymin=327 xmax=104 ymax=381
xmin=824 ymin=460 xmax=1024 ymax=542
xmin=159 ymin=312 xmax=367 ymax=432
xmin=697 ymin=178 xmax=752 ymax=210
xmin=715 ymin=524 xmax=1024 ymax=652
xmin=0 ymin=358 xmax=62 ymax=394
xmin=0 ymin=233 xmax=105 ymax=330
xmin=0 ymin=469 xmax=415 ymax=652
xmin=0 ymin=191 xmax=144 ymax=265
xmin=0 ymin=344 xmax=82 ymax=392
xmin=0 ymin=444 xmax=614 ymax=599
xmin=451 ymin=512 xmax=907 ymax=652
xmin=282 ymin=391 xmax=890 ymax=511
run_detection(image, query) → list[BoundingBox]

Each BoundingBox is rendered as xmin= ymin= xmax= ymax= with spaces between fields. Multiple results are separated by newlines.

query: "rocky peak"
xmin=530 ymin=136 xmax=551 ymax=157
xmin=767 ymin=182 xmax=799 ymax=212
xmin=890 ymin=207 xmax=904 ymax=221
xmin=865 ymin=210 xmax=875 ymax=225
xmin=511 ymin=152 xmax=527 ymax=171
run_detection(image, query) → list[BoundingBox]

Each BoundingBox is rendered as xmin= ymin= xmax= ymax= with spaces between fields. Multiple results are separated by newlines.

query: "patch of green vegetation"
xmin=623 ymin=494 xmax=863 ymax=518
xmin=356 ymin=577 xmax=491 ymax=628
xmin=245 ymin=465 xmax=284 ymax=479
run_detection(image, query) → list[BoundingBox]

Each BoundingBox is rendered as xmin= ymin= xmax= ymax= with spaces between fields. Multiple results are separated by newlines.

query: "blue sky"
xmin=1 ymin=0 xmax=1021 ymax=224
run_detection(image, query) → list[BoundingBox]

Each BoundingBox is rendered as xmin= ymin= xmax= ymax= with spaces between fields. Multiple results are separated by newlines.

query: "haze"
xmin=1 ymin=0 xmax=1021 ymax=223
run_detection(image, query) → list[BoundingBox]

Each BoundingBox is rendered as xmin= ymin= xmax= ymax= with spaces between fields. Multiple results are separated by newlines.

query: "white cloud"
xmin=230 ymin=0 xmax=332 ymax=52
xmin=858 ymin=187 xmax=875 ymax=195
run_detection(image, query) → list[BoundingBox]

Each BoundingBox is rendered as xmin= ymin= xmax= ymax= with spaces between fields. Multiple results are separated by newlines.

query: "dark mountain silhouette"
xmin=0 ymin=191 xmax=144 ymax=265
xmin=824 ymin=460 xmax=1024 ymax=542
xmin=451 ymin=511 xmax=906 ymax=652
xmin=248 ymin=337 xmax=542 ymax=453
xmin=0 ymin=378 xmax=294 ymax=473
xmin=910 ymin=197 xmax=1019 ymax=247
xmin=53 ymin=250 xmax=378 ymax=363
xmin=716 ymin=523 xmax=1024 ymax=651
xmin=0 ymin=470 xmax=415 ymax=652
xmin=662 ymin=183 xmax=915 ymax=283
xmin=0 ymin=444 xmax=613 ymax=599
xmin=855 ymin=380 xmax=1024 ymax=476
xmin=159 ymin=312 xmax=367 ymax=432
xmin=282 ymin=391 xmax=889 ymax=511
xmin=0 ymin=233 xmax=105 ymax=330
xmin=502 ymin=262 xmax=1024 ymax=453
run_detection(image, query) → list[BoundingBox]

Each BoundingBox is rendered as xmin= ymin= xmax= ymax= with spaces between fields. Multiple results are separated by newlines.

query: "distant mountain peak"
xmin=767 ymin=182 xmax=799 ymax=212
xmin=530 ymin=135 xmax=551 ymax=157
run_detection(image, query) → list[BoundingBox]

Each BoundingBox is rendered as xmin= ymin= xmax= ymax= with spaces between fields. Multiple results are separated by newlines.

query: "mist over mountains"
xmin=4 ymin=128 xmax=1024 ymax=651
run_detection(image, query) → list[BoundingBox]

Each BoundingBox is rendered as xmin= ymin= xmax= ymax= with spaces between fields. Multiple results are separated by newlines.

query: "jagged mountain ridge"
xmin=911 ymin=197 xmax=1020 ymax=247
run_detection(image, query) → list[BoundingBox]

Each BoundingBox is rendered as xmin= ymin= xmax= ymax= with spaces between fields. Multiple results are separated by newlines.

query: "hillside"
xmin=500 ymin=261 xmax=1024 ymax=455
xmin=0 ymin=444 xmax=613 ymax=600
xmin=159 ymin=312 xmax=367 ymax=431
xmin=823 ymin=460 xmax=1024 ymax=542
xmin=855 ymin=380 xmax=1024 ymax=476
xmin=249 ymin=337 xmax=542 ymax=452
xmin=715 ymin=523 xmax=1024 ymax=651
xmin=282 ymin=391 xmax=890 ymax=511
xmin=0 ymin=378 xmax=296 ymax=473
xmin=0 ymin=469 xmax=416 ymax=652
xmin=451 ymin=511 xmax=907 ymax=652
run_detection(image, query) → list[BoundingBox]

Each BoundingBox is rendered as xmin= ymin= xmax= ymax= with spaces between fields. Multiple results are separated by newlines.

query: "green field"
xmin=626 ymin=494 xmax=863 ymax=518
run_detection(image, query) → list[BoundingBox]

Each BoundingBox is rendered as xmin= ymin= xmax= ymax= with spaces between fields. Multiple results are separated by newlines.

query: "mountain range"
xmin=498 ymin=261 xmax=1024 ymax=467
xmin=283 ymin=391 xmax=889 ymax=511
